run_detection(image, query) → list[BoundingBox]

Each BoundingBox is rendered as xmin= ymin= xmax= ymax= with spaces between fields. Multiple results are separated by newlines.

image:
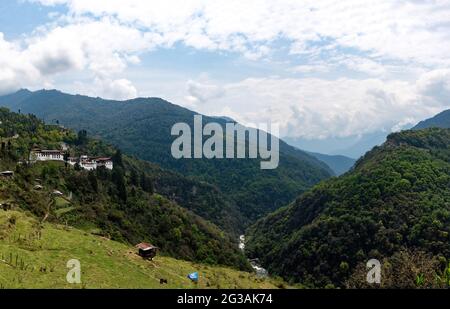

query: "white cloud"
xmin=71 ymin=77 xmax=138 ymax=101
xmin=290 ymin=64 xmax=331 ymax=74
xmin=186 ymin=80 xmax=225 ymax=104
xmin=30 ymin=0 xmax=450 ymax=66
xmin=290 ymin=56 xmax=388 ymax=77
xmin=416 ymin=69 xmax=450 ymax=107
xmin=95 ymin=78 xmax=138 ymax=101
xmin=0 ymin=18 xmax=151 ymax=98
xmin=0 ymin=33 xmax=42 ymax=94
xmin=1 ymin=0 xmax=448 ymax=138
xmin=338 ymin=56 xmax=387 ymax=76
xmin=185 ymin=72 xmax=450 ymax=139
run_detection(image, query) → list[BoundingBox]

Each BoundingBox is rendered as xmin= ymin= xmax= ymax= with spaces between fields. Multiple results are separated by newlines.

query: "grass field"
xmin=0 ymin=210 xmax=287 ymax=289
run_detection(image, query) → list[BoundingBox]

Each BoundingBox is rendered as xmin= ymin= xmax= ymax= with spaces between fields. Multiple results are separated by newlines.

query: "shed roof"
xmin=136 ymin=242 xmax=158 ymax=250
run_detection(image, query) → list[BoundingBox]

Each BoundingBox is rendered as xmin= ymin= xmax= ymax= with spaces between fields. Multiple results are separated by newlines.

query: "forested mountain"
xmin=0 ymin=89 xmax=332 ymax=223
xmin=307 ymin=151 xmax=356 ymax=175
xmin=246 ymin=128 xmax=450 ymax=287
xmin=414 ymin=109 xmax=450 ymax=129
xmin=0 ymin=108 xmax=249 ymax=270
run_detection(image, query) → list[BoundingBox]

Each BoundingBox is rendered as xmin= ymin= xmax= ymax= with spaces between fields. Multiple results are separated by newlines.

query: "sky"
xmin=0 ymin=0 xmax=450 ymax=142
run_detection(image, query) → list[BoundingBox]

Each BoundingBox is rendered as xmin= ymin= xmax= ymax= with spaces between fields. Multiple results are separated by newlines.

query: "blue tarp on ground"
xmin=187 ymin=272 xmax=199 ymax=282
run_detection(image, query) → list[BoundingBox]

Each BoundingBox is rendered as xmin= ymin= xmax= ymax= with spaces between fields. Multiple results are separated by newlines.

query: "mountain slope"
xmin=123 ymin=157 xmax=244 ymax=236
xmin=0 ymin=210 xmax=286 ymax=289
xmin=0 ymin=89 xmax=332 ymax=223
xmin=414 ymin=109 xmax=450 ymax=129
xmin=0 ymin=107 xmax=249 ymax=270
xmin=246 ymin=128 xmax=450 ymax=287
xmin=307 ymin=152 xmax=356 ymax=175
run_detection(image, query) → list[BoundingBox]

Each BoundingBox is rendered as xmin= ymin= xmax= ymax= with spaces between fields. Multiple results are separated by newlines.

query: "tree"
xmin=130 ymin=169 xmax=139 ymax=187
xmin=112 ymin=167 xmax=127 ymax=202
xmin=63 ymin=152 xmax=70 ymax=168
xmin=77 ymin=130 xmax=88 ymax=146
xmin=112 ymin=149 xmax=123 ymax=168
xmin=88 ymin=171 xmax=98 ymax=193
xmin=140 ymin=173 xmax=154 ymax=194
xmin=74 ymin=162 xmax=82 ymax=171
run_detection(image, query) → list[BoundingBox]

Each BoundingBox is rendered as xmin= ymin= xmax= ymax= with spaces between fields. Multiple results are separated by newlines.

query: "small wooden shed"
xmin=0 ymin=171 xmax=14 ymax=178
xmin=136 ymin=242 xmax=159 ymax=260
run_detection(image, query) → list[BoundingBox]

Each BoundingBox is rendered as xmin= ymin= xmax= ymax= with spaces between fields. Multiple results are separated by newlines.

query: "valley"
xmin=238 ymin=235 xmax=268 ymax=278
xmin=2 ymin=0 xmax=450 ymax=295
xmin=0 ymin=91 xmax=449 ymax=289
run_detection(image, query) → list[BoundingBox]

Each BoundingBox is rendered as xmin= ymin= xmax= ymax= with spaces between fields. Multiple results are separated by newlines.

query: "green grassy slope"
xmin=0 ymin=210 xmax=286 ymax=289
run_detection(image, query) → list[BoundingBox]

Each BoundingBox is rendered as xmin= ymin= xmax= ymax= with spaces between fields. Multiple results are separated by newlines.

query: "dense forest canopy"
xmin=246 ymin=128 xmax=450 ymax=287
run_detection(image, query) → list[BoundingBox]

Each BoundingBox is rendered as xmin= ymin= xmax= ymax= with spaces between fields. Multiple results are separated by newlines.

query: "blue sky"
xmin=0 ymin=1 xmax=59 ymax=39
xmin=0 ymin=0 xmax=449 ymax=144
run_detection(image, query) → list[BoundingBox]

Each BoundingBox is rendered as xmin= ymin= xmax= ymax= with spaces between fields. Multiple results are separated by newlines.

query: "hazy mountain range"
xmin=285 ymin=131 xmax=390 ymax=159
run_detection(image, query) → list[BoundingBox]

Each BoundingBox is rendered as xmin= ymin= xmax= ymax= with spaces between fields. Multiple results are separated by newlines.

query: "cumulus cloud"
xmin=185 ymin=72 xmax=450 ymax=139
xmin=1 ymin=0 xmax=449 ymax=138
xmin=416 ymin=69 xmax=450 ymax=107
xmin=0 ymin=18 xmax=147 ymax=98
xmin=0 ymin=33 xmax=41 ymax=94
xmin=94 ymin=78 xmax=138 ymax=101
xmin=30 ymin=0 xmax=450 ymax=65
xmin=186 ymin=80 xmax=225 ymax=105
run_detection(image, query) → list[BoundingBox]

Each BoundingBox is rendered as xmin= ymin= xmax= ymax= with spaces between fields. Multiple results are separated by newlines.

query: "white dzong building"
xmin=30 ymin=147 xmax=113 ymax=171
xmin=29 ymin=148 xmax=64 ymax=162
xmin=79 ymin=155 xmax=114 ymax=171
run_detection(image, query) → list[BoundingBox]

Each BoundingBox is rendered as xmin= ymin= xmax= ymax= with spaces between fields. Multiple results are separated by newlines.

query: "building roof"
xmin=92 ymin=157 xmax=112 ymax=162
xmin=136 ymin=242 xmax=158 ymax=250
xmin=37 ymin=150 xmax=63 ymax=154
xmin=0 ymin=171 xmax=14 ymax=175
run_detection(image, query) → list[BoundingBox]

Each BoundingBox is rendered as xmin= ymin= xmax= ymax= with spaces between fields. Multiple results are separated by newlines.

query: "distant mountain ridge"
xmin=285 ymin=131 xmax=388 ymax=159
xmin=0 ymin=89 xmax=333 ymax=226
xmin=414 ymin=109 xmax=450 ymax=129
xmin=307 ymin=151 xmax=356 ymax=175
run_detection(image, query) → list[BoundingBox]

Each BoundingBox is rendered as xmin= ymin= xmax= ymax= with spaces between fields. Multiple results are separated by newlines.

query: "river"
xmin=239 ymin=235 xmax=268 ymax=278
